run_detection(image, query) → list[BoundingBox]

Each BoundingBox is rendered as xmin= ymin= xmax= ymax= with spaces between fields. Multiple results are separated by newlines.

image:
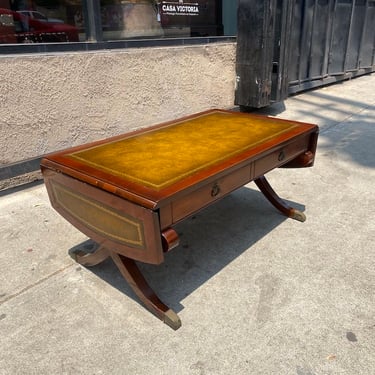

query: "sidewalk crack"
xmin=0 ymin=263 xmax=75 ymax=305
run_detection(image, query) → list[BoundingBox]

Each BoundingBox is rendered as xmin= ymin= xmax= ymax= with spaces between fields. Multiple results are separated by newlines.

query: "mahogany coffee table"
xmin=41 ymin=109 xmax=318 ymax=329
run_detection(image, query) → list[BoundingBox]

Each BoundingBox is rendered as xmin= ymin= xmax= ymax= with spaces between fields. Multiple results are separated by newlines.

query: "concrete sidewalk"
xmin=1 ymin=74 xmax=374 ymax=375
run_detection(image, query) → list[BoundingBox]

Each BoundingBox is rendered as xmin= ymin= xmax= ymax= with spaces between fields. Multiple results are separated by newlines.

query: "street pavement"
xmin=0 ymin=74 xmax=374 ymax=375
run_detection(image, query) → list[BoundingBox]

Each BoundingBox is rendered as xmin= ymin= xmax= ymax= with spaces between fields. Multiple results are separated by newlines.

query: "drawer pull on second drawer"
xmin=211 ymin=183 xmax=221 ymax=197
xmin=278 ymin=150 xmax=286 ymax=162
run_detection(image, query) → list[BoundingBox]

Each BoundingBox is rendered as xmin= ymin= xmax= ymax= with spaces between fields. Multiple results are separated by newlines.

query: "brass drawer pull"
xmin=211 ymin=183 xmax=221 ymax=197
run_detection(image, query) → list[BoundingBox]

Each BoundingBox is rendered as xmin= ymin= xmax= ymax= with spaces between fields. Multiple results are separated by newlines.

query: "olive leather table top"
xmin=42 ymin=109 xmax=317 ymax=208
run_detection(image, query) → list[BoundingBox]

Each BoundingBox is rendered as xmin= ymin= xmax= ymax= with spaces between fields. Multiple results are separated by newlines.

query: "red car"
xmin=0 ymin=8 xmax=79 ymax=43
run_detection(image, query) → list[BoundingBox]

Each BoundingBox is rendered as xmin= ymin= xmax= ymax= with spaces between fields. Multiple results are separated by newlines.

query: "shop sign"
xmin=161 ymin=1 xmax=200 ymax=16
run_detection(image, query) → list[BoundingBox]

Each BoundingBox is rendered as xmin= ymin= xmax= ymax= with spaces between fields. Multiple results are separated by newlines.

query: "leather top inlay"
xmin=68 ymin=111 xmax=298 ymax=190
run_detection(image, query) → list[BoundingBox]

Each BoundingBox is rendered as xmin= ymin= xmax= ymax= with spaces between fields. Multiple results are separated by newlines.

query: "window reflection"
xmin=0 ymin=0 xmax=83 ymax=43
xmin=100 ymin=0 xmax=222 ymax=41
xmin=0 ymin=0 xmax=230 ymax=45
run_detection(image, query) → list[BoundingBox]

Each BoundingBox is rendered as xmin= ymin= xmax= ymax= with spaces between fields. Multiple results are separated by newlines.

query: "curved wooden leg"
xmin=69 ymin=243 xmax=109 ymax=266
xmin=254 ymin=175 xmax=306 ymax=222
xmin=110 ymin=252 xmax=182 ymax=330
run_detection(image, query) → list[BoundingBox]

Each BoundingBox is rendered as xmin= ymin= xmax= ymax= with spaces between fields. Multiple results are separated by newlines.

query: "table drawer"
xmin=172 ymin=165 xmax=251 ymax=223
xmin=253 ymin=135 xmax=309 ymax=178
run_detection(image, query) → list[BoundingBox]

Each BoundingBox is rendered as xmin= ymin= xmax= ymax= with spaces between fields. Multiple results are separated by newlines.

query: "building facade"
xmin=1 ymin=0 xmax=374 ymax=190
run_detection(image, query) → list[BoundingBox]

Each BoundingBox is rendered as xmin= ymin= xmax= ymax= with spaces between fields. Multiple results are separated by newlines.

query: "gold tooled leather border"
xmin=51 ymin=181 xmax=145 ymax=249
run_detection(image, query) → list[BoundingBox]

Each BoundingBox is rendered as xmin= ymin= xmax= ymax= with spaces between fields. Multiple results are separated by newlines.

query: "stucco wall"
xmin=0 ymin=42 xmax=236 ymax=168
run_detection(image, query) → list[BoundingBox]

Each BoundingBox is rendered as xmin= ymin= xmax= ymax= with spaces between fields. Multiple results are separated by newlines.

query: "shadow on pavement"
xmin=69 ymin=185 xmax=305 ymax=314
xmin=256 ymin=85 xmax=375 ymax=170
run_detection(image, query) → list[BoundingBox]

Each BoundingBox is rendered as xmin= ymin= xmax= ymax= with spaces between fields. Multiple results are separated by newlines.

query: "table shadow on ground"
xmin=69 ymin=185 xmax=305 ymax=315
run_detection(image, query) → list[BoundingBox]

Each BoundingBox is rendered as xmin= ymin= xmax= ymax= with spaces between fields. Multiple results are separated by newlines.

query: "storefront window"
xmin=0 ymin=0 xmax=235 ymax=45
xmin=100 ymin=0 xmax=222 ymax=41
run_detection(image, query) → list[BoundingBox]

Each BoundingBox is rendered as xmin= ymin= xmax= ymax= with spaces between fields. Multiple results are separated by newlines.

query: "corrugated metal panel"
xmin=235 ymin=0 xmax=375 ymax=107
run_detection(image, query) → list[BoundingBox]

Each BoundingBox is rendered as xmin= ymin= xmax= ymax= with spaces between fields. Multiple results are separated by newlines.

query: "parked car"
xmin=0 ymin=8 xmax=79 ymax=43
xmin=17 ymin=10 xmax=64 ymax=24
xmin=0 ymin=8 xmax=17 ymax=43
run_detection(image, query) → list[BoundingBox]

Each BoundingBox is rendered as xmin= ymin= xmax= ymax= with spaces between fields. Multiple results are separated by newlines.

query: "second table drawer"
xmin=253 ymin=135 xmax=310 ymax=178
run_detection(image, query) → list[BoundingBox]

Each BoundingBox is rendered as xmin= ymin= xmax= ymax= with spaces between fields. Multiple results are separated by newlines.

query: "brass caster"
xmin=163 ymin=309 xmax=182 ymax=330
xmin=291 ymin=209 xmax=306 ymax=222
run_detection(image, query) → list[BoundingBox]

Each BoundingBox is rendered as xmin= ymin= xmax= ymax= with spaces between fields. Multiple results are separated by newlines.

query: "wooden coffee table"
xmin=41 ymin=109 xmax=318 ymax=329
